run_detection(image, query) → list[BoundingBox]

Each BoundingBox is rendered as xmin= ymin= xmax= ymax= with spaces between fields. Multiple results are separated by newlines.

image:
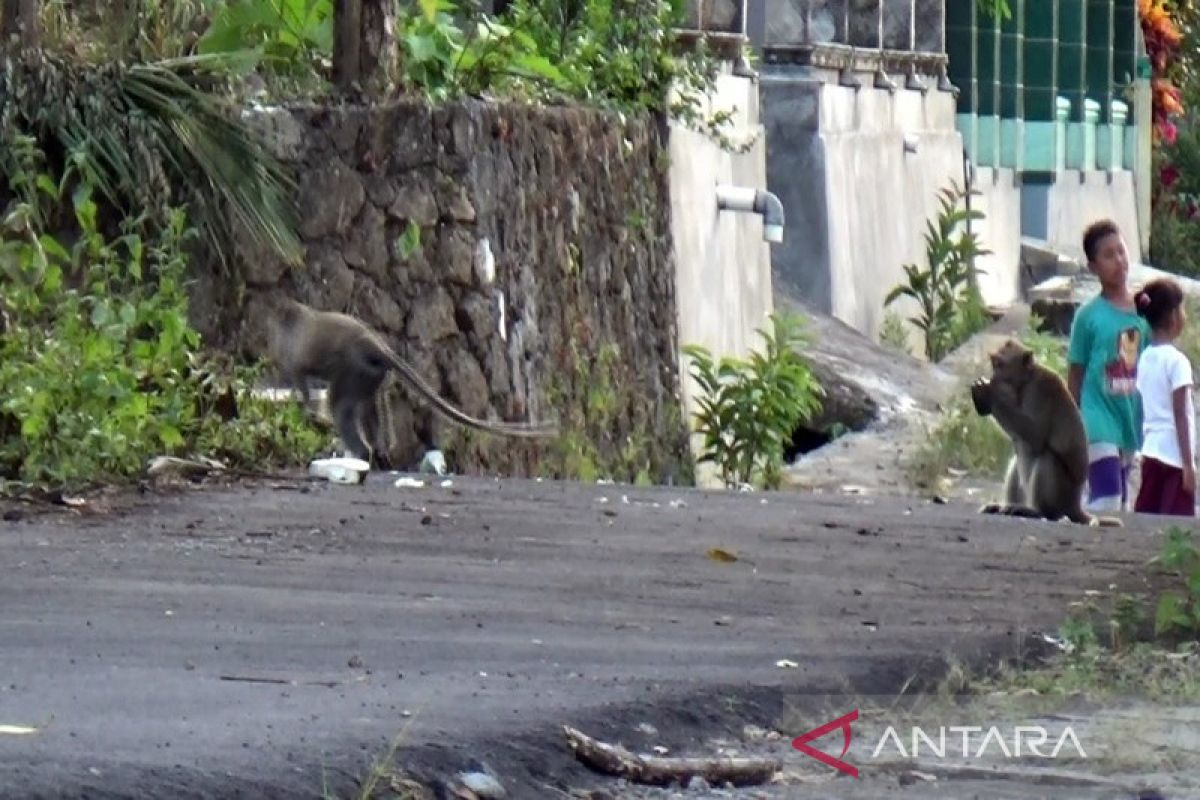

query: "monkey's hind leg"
xmin=1030 ymin=454 xmax=1123 ymax=527
xmin=357 ymin=386 xmax=396 ymax=471
xmin=979 ymin=455 xmax=1042 ymax=518
xmin=328 ymin=377 xmax=375 ymax=465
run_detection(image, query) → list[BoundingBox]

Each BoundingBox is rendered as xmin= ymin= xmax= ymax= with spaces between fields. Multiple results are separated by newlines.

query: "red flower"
xmin=1157 ymin=119 xmax=1179 ymax=145
xmin=1162 ymin=163 xmax=1181 ymax=188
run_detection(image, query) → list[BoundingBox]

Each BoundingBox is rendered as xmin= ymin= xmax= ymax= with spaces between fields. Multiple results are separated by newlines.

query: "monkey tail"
xmin=384 ymin=349 xmax=560 ymax=438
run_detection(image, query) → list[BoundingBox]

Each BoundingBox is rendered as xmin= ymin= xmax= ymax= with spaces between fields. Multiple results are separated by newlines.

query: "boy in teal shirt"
xmin=1067 ymin=219 xmax=1152 ymax=512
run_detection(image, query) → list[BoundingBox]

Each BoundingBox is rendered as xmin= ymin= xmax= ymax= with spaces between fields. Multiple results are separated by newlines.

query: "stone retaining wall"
xmin=187 ymin=98 xmax=694 ymax=483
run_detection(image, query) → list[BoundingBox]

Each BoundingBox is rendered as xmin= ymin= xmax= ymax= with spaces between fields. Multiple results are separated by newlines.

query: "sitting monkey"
xmin=971 ymin=339 xmax=1122 ymax=527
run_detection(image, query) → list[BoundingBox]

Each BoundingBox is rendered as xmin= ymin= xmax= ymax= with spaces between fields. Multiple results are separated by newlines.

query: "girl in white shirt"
xmin=1133 ymin=278 xmax=1196 ymax=517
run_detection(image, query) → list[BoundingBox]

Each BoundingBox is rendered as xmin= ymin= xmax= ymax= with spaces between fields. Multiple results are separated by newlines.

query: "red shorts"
xmin=1134 ymin=456 xmax=1196 ymax=517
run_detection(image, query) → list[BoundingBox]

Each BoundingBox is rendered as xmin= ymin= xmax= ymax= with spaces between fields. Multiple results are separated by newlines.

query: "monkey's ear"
xmin=1022 ymin=350 xmax=1033 ymax=367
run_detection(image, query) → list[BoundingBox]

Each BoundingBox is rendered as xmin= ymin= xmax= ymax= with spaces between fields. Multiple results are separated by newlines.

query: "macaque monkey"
xmin=266 ymin=299 xmax=558 ymax=465
xmin=970 ymin=339 xmax=1122 ymax=528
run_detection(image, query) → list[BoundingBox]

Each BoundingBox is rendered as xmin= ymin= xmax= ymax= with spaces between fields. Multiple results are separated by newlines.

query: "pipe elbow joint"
xmin=754 ymin=189 xmax=785 ymax=244
xmin=715 ymin=184 xmax=785 ymax=244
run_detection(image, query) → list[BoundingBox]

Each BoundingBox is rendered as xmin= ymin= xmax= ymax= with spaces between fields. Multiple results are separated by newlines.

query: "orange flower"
xmin=1140 ymin=0 xmax=1185 ymax=123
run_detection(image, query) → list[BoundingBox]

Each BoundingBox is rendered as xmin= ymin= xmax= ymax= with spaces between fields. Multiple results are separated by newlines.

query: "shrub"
xmin=0 ymin=145 xmax=325 ymax=492
xmin=682 ymin=312 xmax=824 ymax=490
xmin=1150 ymin=526 xmax=1200 ymax=640
xmin=885 ymin=180 xmax=992 ymax=363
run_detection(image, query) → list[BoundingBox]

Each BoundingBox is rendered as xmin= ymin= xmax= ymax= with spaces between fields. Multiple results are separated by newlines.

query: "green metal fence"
xmin=946 ymin=0 xmax=1141 ymax=173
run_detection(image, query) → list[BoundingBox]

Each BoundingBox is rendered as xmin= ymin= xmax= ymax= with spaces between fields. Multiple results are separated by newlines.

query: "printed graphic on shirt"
xmin=1104 ymin=326 xmax=1142 ymax=396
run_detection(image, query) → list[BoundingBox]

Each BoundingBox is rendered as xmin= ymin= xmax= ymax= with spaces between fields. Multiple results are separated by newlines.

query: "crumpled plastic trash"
xmin=394 ymin=476 xmax=425 ymax=488
xmin=458 ymin=768 xmax=506 ymax=799
xmin=419 ymin=449 xmax=447 ymax=475
xmin=308 ymin=457 xmax=369 ymax=485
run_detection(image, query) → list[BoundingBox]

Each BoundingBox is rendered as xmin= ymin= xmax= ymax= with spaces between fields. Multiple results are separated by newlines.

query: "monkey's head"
xmin=988 ymin=339 xmax=1036 ymax=385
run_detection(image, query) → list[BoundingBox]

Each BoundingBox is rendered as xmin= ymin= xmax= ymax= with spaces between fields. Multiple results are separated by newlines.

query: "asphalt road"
xmin=0 ymin=475 xmax=1168 ymax=798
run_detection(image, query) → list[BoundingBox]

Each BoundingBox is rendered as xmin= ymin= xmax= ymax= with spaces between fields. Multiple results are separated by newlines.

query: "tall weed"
xmin=885 ymin=180 xmax=991 ymax=363
xmin=682 ymin=312 xmax=824 ymax=490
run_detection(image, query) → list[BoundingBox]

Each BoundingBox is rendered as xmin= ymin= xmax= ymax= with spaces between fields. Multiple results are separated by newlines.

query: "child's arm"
xmin=1172 ymin=385 xmax=1194 ymax=489
xmin=1066 ymin=307 xmax=1091 ymax=407
xmin=1170 ymin=352 xmax=1196 ymax=490
xmin=1067 ymin=365 xmax=1084 ymax=407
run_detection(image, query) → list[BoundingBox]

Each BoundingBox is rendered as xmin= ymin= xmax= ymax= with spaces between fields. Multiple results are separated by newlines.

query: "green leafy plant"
xmin=0 ymin=49 xmax=303 ymax=274
xmin=37 ymin=0 xmax=740 ymax=152
xmin=906 ymin=390 xmax=1011 ymax=489
xmin=878 ymin=309 xmax=911 ymax=353
xmin=1111 ymin=592 xmax=1147 ymax=652
xmin=1150 ymin=526 xmax=1200 ymax=638
xmin=0 ymin=143 xmax=323 ymax=491
xmin=1059 ymin=615 xmax=1102 ymax=656
xmin=395 ymin=219 xmax=422 ymax=260
xmin=198 ymin=0 xmax=333 ymax=80
xmin=0 ymin=177 xmax=200 ymax=485
xmin=885 ymin=180 xmax=991 ymax=363
xmin=1021 ymin=312 xmax=1069 ymax=376
xmin=387 ymin=0 xmax=737 ymax=148
xmin=396 ymin=0 xmax=568 ymax=101
xmin=976 ymin=0 xmax=1012 ymax=21
xmin=682 ymin=312 xmax=825 ymax=490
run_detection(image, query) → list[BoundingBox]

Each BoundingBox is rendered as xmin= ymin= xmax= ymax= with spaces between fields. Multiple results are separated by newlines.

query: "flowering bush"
xmin=1141 ymin=0 xmax=1185 ymax=142
xmin=1142 ymin=2 xmax=1200 ymax=275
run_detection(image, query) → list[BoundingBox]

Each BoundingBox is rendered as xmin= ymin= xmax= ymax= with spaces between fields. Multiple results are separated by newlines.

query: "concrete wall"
xmin=763 ymin=67 xmax=967 ymax=343
xmin=669 ymin=67 xmax=776 ymax=486
xmin=823 ymin=85 xmax=964 ymax=340
xmin=1044 ymin=170 xmax=1144 ymax=263
xmin=970 ymin=167 xmax=1023 ymax=307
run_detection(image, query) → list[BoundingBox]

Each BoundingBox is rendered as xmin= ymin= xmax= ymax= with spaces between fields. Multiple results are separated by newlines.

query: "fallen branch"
xmin=562 ymin=725 xmax=779 ymax=787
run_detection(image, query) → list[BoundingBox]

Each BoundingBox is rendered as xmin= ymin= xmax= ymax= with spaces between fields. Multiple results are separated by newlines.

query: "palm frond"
xmin=0 ymin=47 xmax=302 ymax=273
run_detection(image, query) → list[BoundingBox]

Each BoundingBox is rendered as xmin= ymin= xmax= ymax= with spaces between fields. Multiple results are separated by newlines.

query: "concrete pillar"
xmin=1083 ymin=98 xmax=1100 ymax=170
xmin=1111 ymin=99 xmax=1128 ymax=171
xmin=1055 ymin=96 xmax=1070 ymax=172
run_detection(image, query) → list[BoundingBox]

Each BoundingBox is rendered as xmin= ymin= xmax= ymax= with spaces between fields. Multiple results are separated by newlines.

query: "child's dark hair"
xmin=1083 ymin=218 xmax=1121 ymax=263
xmin=1135 ymin=277 xmax=1185 ymax=331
